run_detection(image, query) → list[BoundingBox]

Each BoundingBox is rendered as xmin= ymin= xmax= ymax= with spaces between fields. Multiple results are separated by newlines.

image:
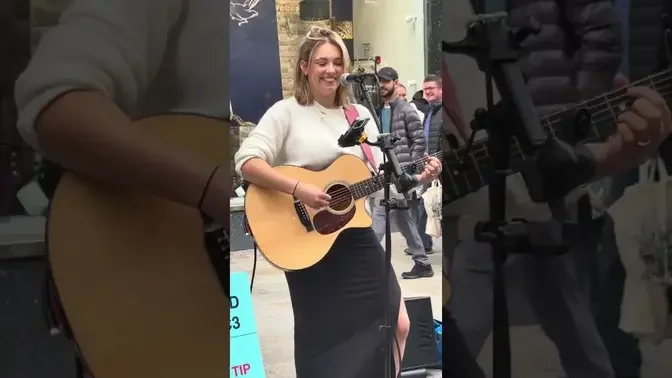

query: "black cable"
xmin=198 ymin=165 xmax=220 ymax=211
xmin=249 ymin=243 xmax=258 ymax=292
xmin=74 ymin=355 xmax=84 ymax=378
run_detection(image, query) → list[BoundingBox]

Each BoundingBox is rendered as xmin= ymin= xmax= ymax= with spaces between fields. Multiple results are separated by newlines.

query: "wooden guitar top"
xmin=47 ymin=114 xmax=230 ymax=378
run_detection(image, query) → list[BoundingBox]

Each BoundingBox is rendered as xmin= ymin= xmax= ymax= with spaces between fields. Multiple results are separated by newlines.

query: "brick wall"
xmin=275 ymin=0 xmax=331 ymax=98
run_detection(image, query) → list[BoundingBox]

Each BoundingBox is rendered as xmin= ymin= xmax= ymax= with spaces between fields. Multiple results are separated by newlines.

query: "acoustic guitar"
xmin=244 ymin=152 xmax=439 ymax=271
xmin=46 ymin=114 xmax=231 ymax=378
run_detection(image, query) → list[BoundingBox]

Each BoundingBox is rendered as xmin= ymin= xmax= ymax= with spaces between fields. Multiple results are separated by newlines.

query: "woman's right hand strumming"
xmin=293 ymin=182 xmax=331 ymax=209
xmin=237 ymin=158 xmax=330 ymax=210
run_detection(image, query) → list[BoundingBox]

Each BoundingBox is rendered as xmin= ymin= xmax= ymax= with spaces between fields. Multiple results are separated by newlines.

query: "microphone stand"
xmin=358 ymin=76 xmax=384 ymax=134
xmin=350 ymin=78 xmax=418 ymax=378
xmin=443 ymin=13 xmax=600 ymax=378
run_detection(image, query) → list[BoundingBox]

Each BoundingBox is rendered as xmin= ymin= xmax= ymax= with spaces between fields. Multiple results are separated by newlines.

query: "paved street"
xmin=470 ymin=183 xmax=672 ymax=378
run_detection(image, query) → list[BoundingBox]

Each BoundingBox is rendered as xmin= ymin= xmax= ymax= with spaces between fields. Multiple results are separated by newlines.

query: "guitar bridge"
xmin=294 ymin=200 xmax=314 ymax=232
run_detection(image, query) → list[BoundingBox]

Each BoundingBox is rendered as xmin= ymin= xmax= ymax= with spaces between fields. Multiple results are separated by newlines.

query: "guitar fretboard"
xmin=348 ymin=151 xmax=442 ymax=199
xmin=440 ymin=67 xmax=672 ymax=203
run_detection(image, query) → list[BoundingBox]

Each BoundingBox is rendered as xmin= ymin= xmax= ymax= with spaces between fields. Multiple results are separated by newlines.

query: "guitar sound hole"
xmin=326 ymin=183 xmax=352 ymax=212
xmin=313 ymin=183 xmax=357 ymax=235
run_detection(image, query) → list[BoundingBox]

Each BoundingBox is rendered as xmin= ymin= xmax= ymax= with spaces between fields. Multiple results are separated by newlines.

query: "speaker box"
xmin=401 ymin=296 xmax=438 ymax=371
xmin=0 ymin=256 xmax=77 ymax=378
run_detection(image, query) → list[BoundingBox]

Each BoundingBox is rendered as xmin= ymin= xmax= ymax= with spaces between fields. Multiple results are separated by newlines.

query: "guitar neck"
xmin=350 ymin=151 xmax=442 ymax=199
xmin=441 ymin=67 xmax=672 ymax=204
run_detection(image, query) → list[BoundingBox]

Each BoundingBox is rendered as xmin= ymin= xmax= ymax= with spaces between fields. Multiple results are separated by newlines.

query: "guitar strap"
xmin=343 ymin=105 xmax=378 ymax=173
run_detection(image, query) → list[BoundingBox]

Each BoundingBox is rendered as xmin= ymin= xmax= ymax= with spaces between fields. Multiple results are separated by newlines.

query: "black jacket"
xmin=411 ymin=90 xmax=429 ymax=114
xmin=424 ymin=103 xmax=443 ymax=156
xmin=507 ymin=0 xmax=622 ymax=115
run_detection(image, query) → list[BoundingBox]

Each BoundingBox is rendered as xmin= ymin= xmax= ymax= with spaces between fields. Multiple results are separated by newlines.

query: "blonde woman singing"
xmin=235 ymin=27 xmax=442 ymax=377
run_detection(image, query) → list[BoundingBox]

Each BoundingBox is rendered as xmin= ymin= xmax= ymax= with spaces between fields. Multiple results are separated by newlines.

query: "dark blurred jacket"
xmin=508 ymin=0 xmax=623 ymax=116
xmin=411 ymin=90 xmax=429 ymax=114
xmin=507 ymin=0 xmax=624 ymax=211
xmin=627 ymin=0 xmax=667 ymax=81
xmin=424 ymin=104 xmax=443 ymax=156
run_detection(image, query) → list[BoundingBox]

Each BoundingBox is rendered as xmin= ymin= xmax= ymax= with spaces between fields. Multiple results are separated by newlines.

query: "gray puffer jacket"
xmin=507 ymin=0 xmax=623 ymax=218
xmin=378 ymin=98 xmax=425 ymax=164
xmin=508 ymin=0 xmax=622 ymax=115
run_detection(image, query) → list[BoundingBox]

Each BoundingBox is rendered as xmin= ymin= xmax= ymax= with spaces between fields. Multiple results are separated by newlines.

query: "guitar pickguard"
xmin=312 ymin=206 xmax=356 ymax=235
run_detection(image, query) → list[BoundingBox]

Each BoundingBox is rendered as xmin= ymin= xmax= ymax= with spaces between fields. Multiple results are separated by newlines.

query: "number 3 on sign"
xmin=231 ymin=315 xmax=241 ymax=330
xmin=230 ymin=295 xmax=241 ymax=330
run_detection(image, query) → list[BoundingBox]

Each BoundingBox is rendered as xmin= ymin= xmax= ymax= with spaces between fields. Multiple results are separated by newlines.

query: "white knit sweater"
xmin=235 ymin=97 xmax=385 ymax=177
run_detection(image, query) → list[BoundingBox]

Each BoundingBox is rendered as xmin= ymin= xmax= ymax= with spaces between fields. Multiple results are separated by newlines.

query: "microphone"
xmin=339 ymin=72 xmax=377 ymax=86
xmin=337 ymin=118 xmax=370 ymax=148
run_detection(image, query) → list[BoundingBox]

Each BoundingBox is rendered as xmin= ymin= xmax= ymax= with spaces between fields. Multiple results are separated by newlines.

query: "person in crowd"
xmin=396 ymin=83 xmax=425 ymax=122
xmin=404 ymin=74 xmax=444 ymax=257
xmin=372 ymin=66 xmax=434 ymax=279
xmin=411 ymin=88 xmax=429 ymax=115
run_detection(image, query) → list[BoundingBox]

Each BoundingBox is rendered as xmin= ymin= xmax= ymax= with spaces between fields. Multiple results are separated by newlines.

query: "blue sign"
xmin=230 ymin=272 xmax=266 ymax=378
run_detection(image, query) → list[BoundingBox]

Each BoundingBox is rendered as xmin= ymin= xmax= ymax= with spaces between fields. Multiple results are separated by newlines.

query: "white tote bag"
xmin=422 ymin=180 xmax=443 ymax=238
xmin=637 ymin=157 xmax=672 ymax=343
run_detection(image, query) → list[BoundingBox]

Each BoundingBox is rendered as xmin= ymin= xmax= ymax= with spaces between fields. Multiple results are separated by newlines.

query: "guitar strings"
xmin=321 ymin=152 xmax=443 ymax=208
xmin=440 ymin=81 xmax=672 ymax=199
xmin=444 ymin=76 xmax=672 ymax=170
xmin=443 ymin=85 xmax=672 ymax=195
xmin=320 ymin=152 xmax=441 ymax=200
xmin=457 ymin=75 xmax=672 ymax=161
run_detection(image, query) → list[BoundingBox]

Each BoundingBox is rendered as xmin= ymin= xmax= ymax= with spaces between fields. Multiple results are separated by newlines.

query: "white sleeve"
xmin=14 ymin=0 xmax=185 ymax=151
xmin=410 ymin=103 xmax=425 ymax=123
xmin=234 ymin=101 xmax=291 ymax=177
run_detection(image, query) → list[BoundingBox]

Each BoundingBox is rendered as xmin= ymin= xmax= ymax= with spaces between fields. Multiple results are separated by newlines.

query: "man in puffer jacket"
xmin=446 ymin=0 xmax=644 ymax=377
xmin=370 ymin=67 xmax=434 ymax=279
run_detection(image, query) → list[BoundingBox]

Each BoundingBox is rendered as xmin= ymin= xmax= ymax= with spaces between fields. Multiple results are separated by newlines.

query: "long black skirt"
xmin=285 ymin=227 xmax=401 ymax=378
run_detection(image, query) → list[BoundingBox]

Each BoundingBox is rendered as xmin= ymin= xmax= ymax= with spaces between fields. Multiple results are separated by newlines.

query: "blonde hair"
xmin=294 ymin=26 xmax=352 ymax=107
